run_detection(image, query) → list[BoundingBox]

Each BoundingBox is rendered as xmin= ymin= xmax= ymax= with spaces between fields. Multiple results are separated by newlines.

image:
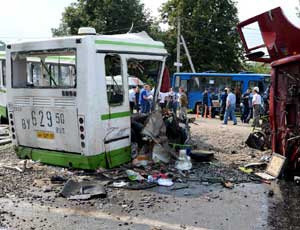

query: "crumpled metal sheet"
xmin=60 ymin=179 xmax=107 ymax=200
xmin=141 ymin=111 xmax=166 ymax=139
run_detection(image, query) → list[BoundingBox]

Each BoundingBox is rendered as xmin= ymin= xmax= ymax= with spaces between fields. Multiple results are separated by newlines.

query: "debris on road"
xmin=190 ymin=149 xmax=214 ymax=162
xmin=2 ymin=165 xmax=23 ymax=173
xmin=126 ymin=170 xmax=145 ymax=181
xmin=239 ymin=167 xmax=253 ymax=174
xmin=223 ymin=181 xmax=234 ymax=189
xmin=50 ymin=175 xmax=67 ymax=184
xmin=254 ymin=153 xmax=286 ymax=180
xmin=60 ymin=179 xmax=107 ymax=200
xmin=175 ymin=150 xmax=192 ymax=171
xmin=157 ymin=178 xmax=174 ymax=187
xmin=112 ymin=181 xmax=129 ymax=188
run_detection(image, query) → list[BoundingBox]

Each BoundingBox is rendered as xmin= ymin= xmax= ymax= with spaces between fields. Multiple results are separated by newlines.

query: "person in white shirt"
xmin=129 ymin=86 xmax=137 ymax=113
xmin=252 ymin=86 xmax=262 ymax=127
xmin=159 ymin=91 xmax=169 ymax=109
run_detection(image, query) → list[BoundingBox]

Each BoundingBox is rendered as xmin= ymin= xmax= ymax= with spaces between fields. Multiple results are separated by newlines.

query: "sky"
xmin=0 ymin=0 xmax=299 ymax=42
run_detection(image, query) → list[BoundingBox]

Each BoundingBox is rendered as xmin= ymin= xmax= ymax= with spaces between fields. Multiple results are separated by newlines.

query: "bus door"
xmin=102 ymin=54 xmax=131 ymax=168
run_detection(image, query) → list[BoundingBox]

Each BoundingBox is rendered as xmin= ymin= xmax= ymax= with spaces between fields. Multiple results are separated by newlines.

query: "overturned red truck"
xmin=238 ymin=7 xmax=300 ymax=174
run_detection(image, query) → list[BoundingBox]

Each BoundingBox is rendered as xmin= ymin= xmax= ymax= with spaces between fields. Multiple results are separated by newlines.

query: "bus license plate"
xmin=36 ymin=131 xmax=55 ymax=140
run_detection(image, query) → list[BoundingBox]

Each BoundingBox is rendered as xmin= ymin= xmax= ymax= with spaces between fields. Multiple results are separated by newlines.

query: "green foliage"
xmin=53 ymin=0 xmax=243 ymax=75
xmin=52 ymin=0 xmax=152 ymax=36
xmin=243 ymin=62 xmax=271 ymax=74
xmin=160 ymin=0 xmax=243 ymax=73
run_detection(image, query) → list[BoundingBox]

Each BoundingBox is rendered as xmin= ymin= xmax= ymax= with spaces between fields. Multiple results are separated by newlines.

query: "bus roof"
xmin=8 ymin=31 xmax=168 ymax=56
xmin=174 ymin=72 xmax=270 ymax=77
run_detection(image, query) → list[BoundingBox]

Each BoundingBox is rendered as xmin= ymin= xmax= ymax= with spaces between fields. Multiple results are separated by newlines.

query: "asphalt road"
xmin=0 ymin=119 xmax=299 ymax=230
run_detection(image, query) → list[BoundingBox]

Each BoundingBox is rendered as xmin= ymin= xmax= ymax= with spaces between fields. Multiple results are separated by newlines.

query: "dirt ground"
xmin=0 ymin=118 xmax=297 ymax=230
xmin=191 ymin=118 xmax=271 ymax=165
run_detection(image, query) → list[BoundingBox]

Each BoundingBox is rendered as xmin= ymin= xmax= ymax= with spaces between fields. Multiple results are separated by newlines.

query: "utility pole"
xmin=176 ymin=17 xmax=181 ymax=73
xmin=181 ymin=35 xmax=195 ymax=73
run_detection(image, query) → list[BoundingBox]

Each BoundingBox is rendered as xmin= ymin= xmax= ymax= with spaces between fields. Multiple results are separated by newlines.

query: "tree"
xmin=52 ymin=0 xmax=152 ymax=36
xmin=243 ymin=62 xmax=271 ymax=74
xmin=160 ymin=0 xmax=243 ymax=73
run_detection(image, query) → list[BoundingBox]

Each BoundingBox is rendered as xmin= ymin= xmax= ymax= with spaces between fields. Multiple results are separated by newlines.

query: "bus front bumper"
xmin=15 ymin=145 xmax=131 ymax=170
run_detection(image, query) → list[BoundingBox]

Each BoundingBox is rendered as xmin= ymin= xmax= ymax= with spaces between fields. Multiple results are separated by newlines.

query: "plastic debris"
xmin=126 ymin=170 xmax=145 ymax=181
xmin=157 ymin=178 xmax=174 ymax=187
xmin=132 ymin=155 xmax=149 ymax=167
xmin=223 ymin=181 xmax=234 ymax=189
xmin=152 ymin=144 xmax=171 ymax=163
xmin=112 ymin=181 xmax=129 ymax=188
xmin=175 ymin=150 xmax=192 ymax=171
xmin=239 ymin=167 xmax=253 ymax=174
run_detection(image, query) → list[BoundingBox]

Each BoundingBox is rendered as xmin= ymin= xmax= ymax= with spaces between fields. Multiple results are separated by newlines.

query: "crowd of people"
xmin=129 ymin=84 xmax=265 ymax=127
xmin=201 ymin=86 xmax=264 ymax=127
xmin=129 ymin=85 xmax=188 ymax=120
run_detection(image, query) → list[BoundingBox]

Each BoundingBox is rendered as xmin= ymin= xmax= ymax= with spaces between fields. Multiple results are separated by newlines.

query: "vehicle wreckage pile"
xmin=0 ymin=109 xmax=276 ymax=208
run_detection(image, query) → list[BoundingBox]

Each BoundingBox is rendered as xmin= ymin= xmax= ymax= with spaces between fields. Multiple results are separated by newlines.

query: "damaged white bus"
xmin=6 ymin=28 xmax=167 ymax=169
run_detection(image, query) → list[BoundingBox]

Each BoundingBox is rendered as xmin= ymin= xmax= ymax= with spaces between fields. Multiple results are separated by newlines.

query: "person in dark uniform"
xmin=241 ymin=89 xmax=251 ymax=123
xmin=202 ymin=88 xmax=211 ymax=118
xmin=219 ymin=88 xmax=228 ymax=120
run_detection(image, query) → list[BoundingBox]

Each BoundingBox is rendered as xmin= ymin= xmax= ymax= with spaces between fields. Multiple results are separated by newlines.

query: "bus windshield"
xmin=11 ymin=49 xmax=76 ymax=88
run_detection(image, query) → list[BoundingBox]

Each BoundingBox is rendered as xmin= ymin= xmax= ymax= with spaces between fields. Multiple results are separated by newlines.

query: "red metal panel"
xmin=238 ymin=7 xmax=300 ymax=63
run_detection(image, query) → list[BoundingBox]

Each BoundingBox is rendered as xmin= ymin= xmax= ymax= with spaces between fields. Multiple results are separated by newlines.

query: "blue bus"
xmin=172 ymin=72 xmax=270 ymax=111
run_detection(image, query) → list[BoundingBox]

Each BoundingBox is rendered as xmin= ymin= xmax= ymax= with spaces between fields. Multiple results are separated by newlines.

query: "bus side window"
xmin=180 ymin=79 xmax=188 ymax=92
xmin=105 ymin=55 xmax=124 ymax=106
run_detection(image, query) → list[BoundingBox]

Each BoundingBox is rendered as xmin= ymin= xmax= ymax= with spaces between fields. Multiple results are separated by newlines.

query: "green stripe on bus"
xmin=16 ymin=145 xmax=131 ymax=169
xmin=106 ymin=145 xmax=131 ymax=168
xmin=95 ymin=40 xmax=165 ymax=49
xmin=101 ymin=111 xmax=130 ymax=120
